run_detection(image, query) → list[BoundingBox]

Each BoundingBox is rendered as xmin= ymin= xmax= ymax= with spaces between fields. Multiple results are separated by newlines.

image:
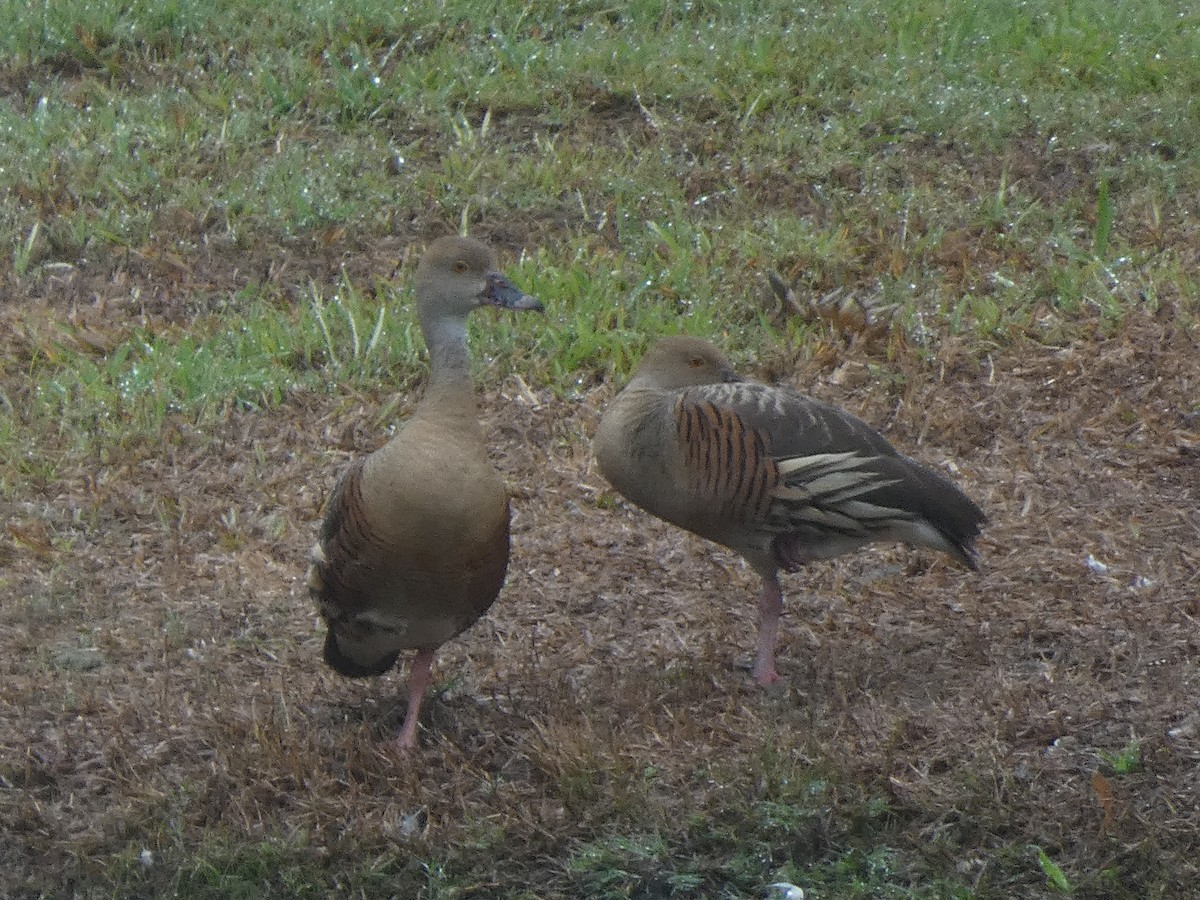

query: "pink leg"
xmin=394 ymin=649 xmax=435 ymax=750
xmin=753 ymin=574 xmax=783 ymax=686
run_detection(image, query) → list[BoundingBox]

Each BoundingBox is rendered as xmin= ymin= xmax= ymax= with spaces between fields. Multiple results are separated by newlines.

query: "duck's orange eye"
xmin=453 ymin=260 xmax=468 ymax=273
xmin=688 ymin=357 xmax=704 ymax=368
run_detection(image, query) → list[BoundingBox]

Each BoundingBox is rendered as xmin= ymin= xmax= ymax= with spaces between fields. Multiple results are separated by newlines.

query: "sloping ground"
xmin=1 ymin=306 xmax=1198 ymax=897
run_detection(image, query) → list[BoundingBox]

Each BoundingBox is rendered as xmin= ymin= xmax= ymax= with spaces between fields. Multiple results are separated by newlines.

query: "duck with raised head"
xmin=307 ymin=236 xmax=543 ymax=749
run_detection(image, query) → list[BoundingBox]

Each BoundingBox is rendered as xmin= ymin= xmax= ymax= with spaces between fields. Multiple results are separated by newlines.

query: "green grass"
xmin=100 ymin=745 xmax=967 ymax=899
xmin=1035 ymin=847 xmax=1075 ymax=895
xmin=6 ymin=2 xmax=1199 ymax=294
xmin=3 ymin=0 xmax=1200 ymax=897
xmin=109 ymin=833 xmax=401 ymax=900
xmin=1099 ymin=739 xmax=1144 ymax=776
xmin=5 ymin=0 xmax=1199 ymax=266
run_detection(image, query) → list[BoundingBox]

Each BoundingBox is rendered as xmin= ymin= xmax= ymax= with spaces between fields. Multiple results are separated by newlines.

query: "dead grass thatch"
xmin=2 ymin=302 xmax=1199 ymax=897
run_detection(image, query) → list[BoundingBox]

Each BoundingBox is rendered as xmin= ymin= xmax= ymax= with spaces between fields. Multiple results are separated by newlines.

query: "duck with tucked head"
xmin=594 ymin=336 xmax=985 ymax=685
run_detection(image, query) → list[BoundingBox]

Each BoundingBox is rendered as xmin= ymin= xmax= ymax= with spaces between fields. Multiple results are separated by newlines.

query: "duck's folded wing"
xmin=675 ymin=383 xmax=984 ymax=568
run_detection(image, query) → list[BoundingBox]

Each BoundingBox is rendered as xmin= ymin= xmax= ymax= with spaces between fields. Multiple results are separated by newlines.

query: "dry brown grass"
xmin=3 ymin=281 xmax=1199 ymax=896
xmin=5 ymin=1 xmax=1200 ymax=894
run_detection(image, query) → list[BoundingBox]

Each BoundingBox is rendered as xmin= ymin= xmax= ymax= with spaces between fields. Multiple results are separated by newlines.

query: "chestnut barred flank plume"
xmin=308 ymin=235 xmax=542 ymax=751
xmin=594 ymin=336 xmax=985 ymax=686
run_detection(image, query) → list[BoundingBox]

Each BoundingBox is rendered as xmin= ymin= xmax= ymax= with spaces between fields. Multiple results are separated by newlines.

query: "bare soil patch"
xmin=2 ymin=280 xmax=1198 ymax=895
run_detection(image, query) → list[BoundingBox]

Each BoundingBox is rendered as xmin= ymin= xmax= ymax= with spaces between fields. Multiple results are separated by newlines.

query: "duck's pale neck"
xmin=421 ymin=315 xmax=476 ymax=399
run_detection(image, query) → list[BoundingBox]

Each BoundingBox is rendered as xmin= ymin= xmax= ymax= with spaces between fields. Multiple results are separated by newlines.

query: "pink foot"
xmin=754 ymin=666 xmax=781 ymax=687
